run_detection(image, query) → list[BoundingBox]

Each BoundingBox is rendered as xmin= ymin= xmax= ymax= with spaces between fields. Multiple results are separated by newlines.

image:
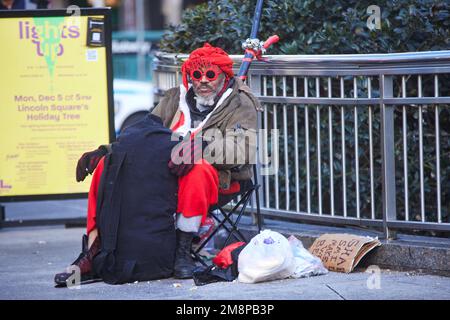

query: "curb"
xmin=215 ymin=216 xmax=450 ymax=277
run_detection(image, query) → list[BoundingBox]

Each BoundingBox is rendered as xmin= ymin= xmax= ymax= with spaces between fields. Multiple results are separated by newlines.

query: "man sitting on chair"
xmin=54 ymin=43 xmax=261 ymax=284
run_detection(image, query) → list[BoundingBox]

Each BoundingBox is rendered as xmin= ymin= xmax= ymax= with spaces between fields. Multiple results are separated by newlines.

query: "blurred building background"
xmin=48 ymin=0 xmax=208 ymax=132
xmin=2 ymin=0 xmax=206 ymax=131
xmin=13 ymin=0 xmax=207 ymax=81
xmin=41 ymin=0 xmax=205 ymax=80
xmin=50 ymin=0 xmax=205 ymax=31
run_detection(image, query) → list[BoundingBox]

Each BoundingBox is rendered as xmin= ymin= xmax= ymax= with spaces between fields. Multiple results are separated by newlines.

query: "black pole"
xmin=236 ymin=0 xmax=267 ymax=231
xmin=30 ymin=0 xmax=49 ymax=9
xmin=249 ymin=0 xmax=264 ymax=38
xmin=0 ymin=204 xmax=5 ymax=229
xmin=253 ymin=167 xmax=263 ymax=232
xmin=238 ymin=0 xmax=264 ymax=78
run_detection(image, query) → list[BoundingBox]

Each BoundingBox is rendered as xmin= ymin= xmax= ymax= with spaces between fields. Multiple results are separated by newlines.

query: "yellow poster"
xmin=0 ymin=14 xmax=113 ymax=198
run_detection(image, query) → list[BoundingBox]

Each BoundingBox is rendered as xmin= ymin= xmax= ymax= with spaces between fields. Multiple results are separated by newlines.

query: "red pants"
xmin=86 ymin=158 xmax=220 ymax=235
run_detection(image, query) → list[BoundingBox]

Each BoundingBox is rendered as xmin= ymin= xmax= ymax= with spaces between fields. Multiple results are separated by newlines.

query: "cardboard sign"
xmin=308 ymin=234 xmax=381 ymax=273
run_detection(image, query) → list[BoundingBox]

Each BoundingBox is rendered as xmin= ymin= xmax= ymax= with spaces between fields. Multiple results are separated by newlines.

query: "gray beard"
xmin=194 ymin=95 xmax=216 ymax=108
xmin=193 ymin=77 xmax=225 ymax=108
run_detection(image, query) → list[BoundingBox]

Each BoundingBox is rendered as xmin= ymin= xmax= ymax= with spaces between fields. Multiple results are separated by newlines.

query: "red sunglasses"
xmin=190 ymin=68 xmax=221 ymax=81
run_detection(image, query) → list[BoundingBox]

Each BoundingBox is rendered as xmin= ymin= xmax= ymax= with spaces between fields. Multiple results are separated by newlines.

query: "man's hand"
xmin=168 ymin=137 xmax=205 ymax=176
xmin=76 ymin=146 xmax=108 ymax=182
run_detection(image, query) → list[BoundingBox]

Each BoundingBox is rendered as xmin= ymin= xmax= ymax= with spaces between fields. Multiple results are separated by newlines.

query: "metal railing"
xmin=153 ymin=51 xmax=450 ymax=238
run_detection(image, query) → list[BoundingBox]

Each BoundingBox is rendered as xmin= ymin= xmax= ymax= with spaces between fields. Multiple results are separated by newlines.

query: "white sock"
xmin=176 ymin=214 xmax=202 ymax=233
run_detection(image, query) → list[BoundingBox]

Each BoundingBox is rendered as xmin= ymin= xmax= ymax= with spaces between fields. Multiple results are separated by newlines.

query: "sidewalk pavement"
xmin=1 ymin=225 xmax=449 ymax=300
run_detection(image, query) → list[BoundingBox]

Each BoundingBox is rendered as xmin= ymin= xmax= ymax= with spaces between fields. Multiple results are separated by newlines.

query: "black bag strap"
xmin=101 ymin=152 xmax=126 ymax=253
xmin=95 ymin=154 xmax=110 ymax=219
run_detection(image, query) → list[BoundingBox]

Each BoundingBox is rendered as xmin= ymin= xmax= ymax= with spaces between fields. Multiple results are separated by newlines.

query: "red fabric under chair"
xmin=85 ymin=157 xmax=237 ymax=235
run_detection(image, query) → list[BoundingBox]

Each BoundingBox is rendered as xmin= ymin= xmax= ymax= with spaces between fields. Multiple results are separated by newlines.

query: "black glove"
xmin=168 ymin=136 xmax=206 ymax=176
xmin=76 ymin=146 xmax=108 ymax=182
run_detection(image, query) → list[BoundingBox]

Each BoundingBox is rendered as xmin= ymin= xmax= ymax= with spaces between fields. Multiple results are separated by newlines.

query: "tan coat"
xmin=151 ymin=77 xmax=261 ymax=190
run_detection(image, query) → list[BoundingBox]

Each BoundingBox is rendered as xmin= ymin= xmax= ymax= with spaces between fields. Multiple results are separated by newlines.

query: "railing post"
xmin=380 ymin=75 xmax=397 ymax=240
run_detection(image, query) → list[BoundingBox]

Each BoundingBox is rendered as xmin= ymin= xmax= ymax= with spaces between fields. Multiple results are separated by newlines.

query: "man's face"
xmin=190 ymin=65 xmax=225 ymax=102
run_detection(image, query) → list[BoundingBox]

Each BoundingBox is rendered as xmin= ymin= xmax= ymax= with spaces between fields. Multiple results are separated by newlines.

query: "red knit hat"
xmin=181 ymin=43 xmax=234 ymax=90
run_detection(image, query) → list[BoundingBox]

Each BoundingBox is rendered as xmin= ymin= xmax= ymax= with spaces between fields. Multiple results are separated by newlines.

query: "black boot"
xmin=174 ymin=230 xmax=196 ymax=279
xmin=54 ymin=234 xmax=101 ymax=287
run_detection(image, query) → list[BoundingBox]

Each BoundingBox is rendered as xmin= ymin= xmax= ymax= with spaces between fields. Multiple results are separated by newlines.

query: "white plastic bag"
xmin=288 ymin=235 xmax=328 ymax=278
xmin=238 ymin=230 xmax=296 ymax=283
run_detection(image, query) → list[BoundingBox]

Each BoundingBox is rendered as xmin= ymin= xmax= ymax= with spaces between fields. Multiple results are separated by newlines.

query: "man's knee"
xmin=180 ymin=161 xmax=219 ymax=190
xmin=187 ymin=160 xmax=216 ymax=176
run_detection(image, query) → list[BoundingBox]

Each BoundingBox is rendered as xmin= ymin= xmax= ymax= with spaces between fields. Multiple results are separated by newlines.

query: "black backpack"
xmin=192 ymin=244 xmax=246 ymax=286
xmin=93 ymin=114 xmax=178 ymax=284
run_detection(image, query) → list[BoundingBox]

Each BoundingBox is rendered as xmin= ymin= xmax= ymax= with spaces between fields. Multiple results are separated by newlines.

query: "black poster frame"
xmin=0 ymin=8 xmax=116 ymax=203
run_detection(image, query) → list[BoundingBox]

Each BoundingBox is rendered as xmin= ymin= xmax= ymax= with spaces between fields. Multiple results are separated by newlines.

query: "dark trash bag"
xmin=93 ymin=114 xmax=178 ymax=284
xmin=192 ymin=243 xmax=246 ymax=286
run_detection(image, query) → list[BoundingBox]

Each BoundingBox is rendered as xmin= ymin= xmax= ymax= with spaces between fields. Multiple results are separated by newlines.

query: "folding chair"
xmin=192 ymin=165 xmax=262 ymax=266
